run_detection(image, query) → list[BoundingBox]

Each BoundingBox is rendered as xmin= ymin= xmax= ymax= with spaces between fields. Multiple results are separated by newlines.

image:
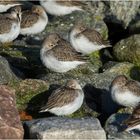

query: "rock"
xmin=0 ymin=56 xmax=19 ymax=84
xmin=0 ymin=46 xmax=42 ymax=78
xmin=105 ymin=113 xmax=140 ymax=139
xmin=104 ymin=1 xmax=140 ymax=28
xmin=0 ymin=85 xmax=24 ymax=139
xmin=113 ymin=34 xmax=140 ymax=66
xmin=101 ymin=61 xmax=118 ymax=72
xmin=23 ymin=117 xmax=106 ymax=139
xmin=10 ymin=79 xmax=49 ymax=111
xmin=128 ymin=9 xmax=140 ymax=34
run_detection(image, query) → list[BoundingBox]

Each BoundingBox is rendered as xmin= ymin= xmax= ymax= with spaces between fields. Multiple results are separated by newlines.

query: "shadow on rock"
xmin=128 ymin=12 xmax=140 ymax=35
xmin=83 ymin=84 xmax=103 ymax=112
xmin=104 ymin=16 xmax=129 ymax=45
xmin=0 ymin=53 xmax=25 ymax=79
xmin=130 ymin=66 xmax=140 ymax=81
xmin=26 ymin=84 xmax=61 ymax=118
xmin=83 ymin=83 xmax=121 ymax=126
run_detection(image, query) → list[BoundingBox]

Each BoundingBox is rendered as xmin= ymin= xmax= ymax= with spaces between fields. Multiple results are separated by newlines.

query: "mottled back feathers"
xmin=0 ymin=15 xmax=16 ymax=34
xmin=41 ymin=87 xmax=79 ymax=110
xmin=21 ymin=10 xmax=39 ymax=28
xmin=78 ymin=28 xmax=110 ymax=46
xmin=47 ymin=38 xmax=88 ymax=61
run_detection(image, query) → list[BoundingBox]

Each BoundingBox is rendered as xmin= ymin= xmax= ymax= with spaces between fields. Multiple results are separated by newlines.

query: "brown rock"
xmin=0 ymin=85 xmax=24 ymax=139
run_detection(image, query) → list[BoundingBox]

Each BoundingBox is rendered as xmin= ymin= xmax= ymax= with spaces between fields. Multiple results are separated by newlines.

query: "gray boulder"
xmin=105 ymin=113 xmax=140 ymax=139
xmin=23 ymin=117 xmax=106 ymax=139
xmin=0 ymin=56 xmax=19 ymax=84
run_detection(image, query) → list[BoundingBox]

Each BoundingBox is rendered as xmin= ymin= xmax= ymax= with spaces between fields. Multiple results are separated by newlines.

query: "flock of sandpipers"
xmin=0 ymin=0 xmax=140 ymax=133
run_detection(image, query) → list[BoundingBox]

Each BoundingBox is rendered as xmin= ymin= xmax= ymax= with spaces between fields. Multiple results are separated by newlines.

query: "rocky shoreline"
xmin=0 ymin=1 xmax=140 ymax=139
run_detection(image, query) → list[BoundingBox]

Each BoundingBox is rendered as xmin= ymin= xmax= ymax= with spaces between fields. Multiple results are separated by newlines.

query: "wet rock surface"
xmin=0 ymin=85 xmax=24 ymax=139
xmin=23 ymin=117 xmax=106 ymax=139
xmin=105 ymin=113 xmax=140 ymax=139
xmin=0 ymin=56 xmax=19 ymax=84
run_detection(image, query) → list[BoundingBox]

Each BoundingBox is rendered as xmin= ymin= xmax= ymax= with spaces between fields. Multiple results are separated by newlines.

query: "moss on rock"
xmin=113 ymin=34 xmax=140 ymax=66
xmin=67 ymin=104 xmax=99 ymax=118
xmin=10 ymin=79 xmax=49 ymax=111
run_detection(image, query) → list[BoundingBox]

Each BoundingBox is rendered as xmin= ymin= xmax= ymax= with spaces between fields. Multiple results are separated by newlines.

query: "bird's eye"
xmin=50 ymin=44 xmax=54 ymax=47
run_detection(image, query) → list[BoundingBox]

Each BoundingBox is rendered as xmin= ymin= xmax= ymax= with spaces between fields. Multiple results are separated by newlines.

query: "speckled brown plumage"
xmin=21 ymin=10 xmax=39 ymax=28
xmin=123 ymin=105 xmax=140 ymax=129
xmin=41 ymin=87 xmax=79 ymax=110
xmin=46 ymin=35 xmax=88 ymax=61
xmin=126 ymin=81 xmax=140 ymax=96
xmin=111 ymin=75 xmax=140 ymax=96
xmin=76 ymin=28 xmax=110 ymax=46
xmin=0 ymin=14 xmax=16 ymax=34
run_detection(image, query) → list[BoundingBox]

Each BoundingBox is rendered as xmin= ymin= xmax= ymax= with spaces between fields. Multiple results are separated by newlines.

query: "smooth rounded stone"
xmin=23 ymin=117 xmax=106 ymax=139
xmin=0 ymin=55 xmax=19 ymax=84
xmin=0 ymin=85 xmax=24 ymax=139
xmin=10 ymin=79 xmax=49 ymax=111
xmin=113 ymin=34 xmax=140 ymax=66
xmin=104 ymin=1 xmax=140 ymax=28
xmin=105 ymin=113 xmax=140 ymax=139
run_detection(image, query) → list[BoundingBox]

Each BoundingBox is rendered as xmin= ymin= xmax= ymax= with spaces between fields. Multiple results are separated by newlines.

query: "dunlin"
xmin=40 ymin=79 xmax=84 ymax=116
xmin=20 ymin=5 xmax=48 ymax=35
xmin=40 ymin=0 xmax=85 ymax=16
xmin=70 ymin=21 xmax=111 ymax=55
xmin=0 ymin=5 xmax=21 ymax=43
xmin=110 ymin=75 xmax=140 ymax=108
xmin=40 ymin=33 xmax=87 ymax=73
xmin=123 ymin=104 xmax=140 ymax=132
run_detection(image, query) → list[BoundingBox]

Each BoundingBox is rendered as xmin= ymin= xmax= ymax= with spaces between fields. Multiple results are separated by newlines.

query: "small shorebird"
xmin=40 ymin=79 xmax=84 ymax=116
xmin=110 ymin=75 xmax=140 ymax=108
xmin=0 ymin=0 xmax=21 ymax=13
xmin=123 ymin=104 xmax=140 ymax=132
xmin=70 ymin=21 xmax=111 ymax=55
xmin=20 ymin=5 xmax=48 ymax=35
xmin=40 ymin=0 xmax=86 ymax=16
xmin=40 ymin=33 xmax=87 ymax=73
xmin=0 ymin=6 xmax=21 ymax=43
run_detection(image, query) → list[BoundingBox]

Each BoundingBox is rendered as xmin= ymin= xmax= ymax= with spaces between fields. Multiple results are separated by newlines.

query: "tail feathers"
xmin=104 ymin=40 xmax=112 ymax=47
xmin=123 ymin=118 xmax=140 ymax=131
xmin=39 ymin=107 xmax=48 ymax=113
